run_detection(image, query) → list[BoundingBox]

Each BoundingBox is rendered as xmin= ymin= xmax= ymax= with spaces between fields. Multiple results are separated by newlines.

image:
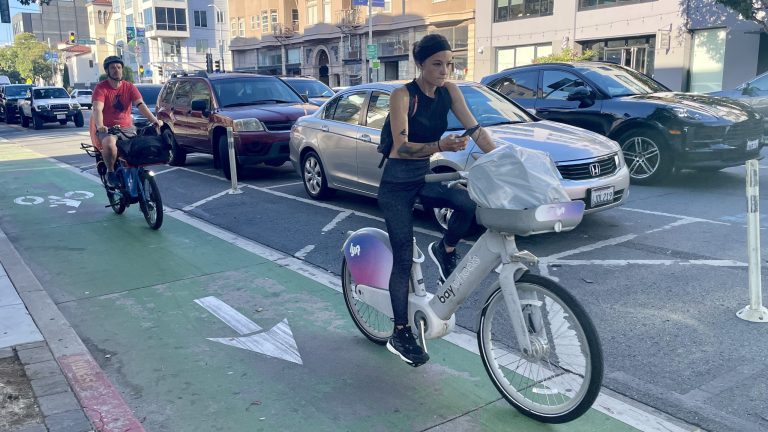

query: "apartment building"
xmin=12 ymin=0 xmax=90 ymax=46
xmin=477 ymin=0 xmax=767 ymax=92
xmin=227 ymin=0 xmax=475 ymax=87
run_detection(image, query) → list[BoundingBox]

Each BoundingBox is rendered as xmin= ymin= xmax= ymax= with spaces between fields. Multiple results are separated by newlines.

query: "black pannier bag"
xmin=117 ymin=134 xmax=171 ymax=166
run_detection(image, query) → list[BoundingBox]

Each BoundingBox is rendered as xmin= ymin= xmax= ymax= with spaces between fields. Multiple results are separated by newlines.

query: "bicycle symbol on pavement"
xmin=14 ymin=191 xmax=95 ymax=213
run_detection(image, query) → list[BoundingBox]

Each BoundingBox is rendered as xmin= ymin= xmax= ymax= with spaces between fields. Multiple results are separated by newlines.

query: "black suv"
xmin=0 ymin=84 xmax=34 ymax=124
xmin=482 ymin=62 xmax=764 ymax=184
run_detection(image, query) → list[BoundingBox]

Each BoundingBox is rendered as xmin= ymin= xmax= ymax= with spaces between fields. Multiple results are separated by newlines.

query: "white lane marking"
xmin=194 ymin=296 xmax=262 ymax=334
xmin=183 ymin=188 xmax=240 ymax=211
xmin=153 ymin=167 xmax=180 ymax=175
xmin=644 ymin=218 xmax=701 ymax=234
xmin=0 ymin=166 xmax=65 ymax=172
xmin=620 ymin=207 xmax=729 ymax=225
xmin=294 ymin=245 xmax=315 ymax=259
xmin=538 ymin=234 xmax=638 ymax=279
xmin=549 ymin=259 xmax=747 ymax=267
xmin=322 ymin=211 xmax=352 ymax=233
xmin=14 ymin=196 xmax=44 ymax=205
xmin=264 ymin=181 xmax=303 ymax=189
xmin=178 ymin=166 xmax=230 ymax=181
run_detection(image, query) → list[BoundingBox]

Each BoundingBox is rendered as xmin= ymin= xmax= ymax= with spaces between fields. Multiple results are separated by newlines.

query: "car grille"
xmin=557 ymin=155 xmax=617 ymax=180
xmin=725 ymin=119 xmax=762 ymax=147
xmin=50 ymin=104 xmax=70 ymax=111
xmin=263 ymin=120 xmax=295 ymax=132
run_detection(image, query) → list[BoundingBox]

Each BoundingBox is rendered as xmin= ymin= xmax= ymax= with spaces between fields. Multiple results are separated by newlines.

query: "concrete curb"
xmin=0 ymin=227 xmax=144 ymax=432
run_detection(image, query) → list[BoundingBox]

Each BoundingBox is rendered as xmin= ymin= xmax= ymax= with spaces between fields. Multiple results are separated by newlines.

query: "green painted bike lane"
xmin=0 ymin=145 xmax=642 ymax=431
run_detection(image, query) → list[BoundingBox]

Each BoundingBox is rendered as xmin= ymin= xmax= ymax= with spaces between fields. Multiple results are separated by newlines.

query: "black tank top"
xmin=405 ymin=80 xmax=452 ymax=144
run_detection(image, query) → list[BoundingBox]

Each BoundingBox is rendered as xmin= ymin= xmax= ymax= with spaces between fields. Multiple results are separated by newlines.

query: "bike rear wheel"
xmin=97 ymin=159 xmax=125 ymax=215
xmin=341 ymin=258 xmax=392 ymax=344
xmin=478 ymin=273 xmax=603 ymax=423
xmin=139 ymin=169 xmax=163 ymax=230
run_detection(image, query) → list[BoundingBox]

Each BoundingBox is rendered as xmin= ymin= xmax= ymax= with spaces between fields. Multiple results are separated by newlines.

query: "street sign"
xmin=136 ymin=28 xmax=145 ymax=38
xmin=76 ymin=39 xmax=95 ymax=45
xmin=126 ymin=26 xmax=135 ymax=43
xmin=44 ymin=51 xmax=58 ymax=62
xmin=366 ymin=44 xmax=377 ymax=60
xmin=372 ymin=59 xmax=380 ymax=69
xmin=352 ymin=0 xmax=384 ymax=6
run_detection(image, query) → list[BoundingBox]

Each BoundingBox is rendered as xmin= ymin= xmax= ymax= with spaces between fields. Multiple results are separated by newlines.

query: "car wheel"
xmin=218 ymin=134 xmax=242 ymax=180
xmin=619 ymin=129 xmax=673 ymax=185
xmin=74 ymin=111 xmax=84 ymax=127
xmin=33 ymin=112 xmax=44 ymax=130
xmin=301 ymin=151 xmax=335 ymax=200
xmin=21 ymin=113 xmax=29 ymax=128
xmin=163 ymin=128 xmax=186 ymax=166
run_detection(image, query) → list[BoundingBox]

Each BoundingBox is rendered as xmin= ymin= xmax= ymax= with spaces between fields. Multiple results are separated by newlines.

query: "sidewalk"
xmin=0 ymin=142 xmax=700 ymax=431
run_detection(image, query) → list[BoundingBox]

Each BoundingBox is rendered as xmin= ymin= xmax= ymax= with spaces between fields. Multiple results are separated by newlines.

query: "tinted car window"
xmin=160 ymin=81 xmax=177 ymax=104
xmin=213 ymin=78 xmax=303 ymax=107
xmin=576 ymin=65 xmax=668 ymax=96
xmin=173 ymin=81 xmax=193 ymax=106
xmin=494 ymin=71 xmax=538 ymax=99
xmin=749 ymin=74 xmax=768 ymax=91
xmin=189 ymin=82 xmax=211 ymax=107
xmin=330 ymin=92 xmax=365 ymax=125
xmin=33 ymin=88 xmax=69 ymax=99
xmin=4 ymin=86 xmax=31 ymax=97
xmin=542 ymin=71 xmax=587 ymax=101
xmin=446 ymin=86 xmax=533 ymax=130
xmin=137 ymin=86 xmax=162 ymax=105
xmin=322 ymin=96 xmax=340 ymax=119
xmin=78 ymin=90 xmax=92 ymax=95
xmin=286 ymin=79 xmax=334 ymax=97
xmin=365 ymin=92 xmax=389 ymax=130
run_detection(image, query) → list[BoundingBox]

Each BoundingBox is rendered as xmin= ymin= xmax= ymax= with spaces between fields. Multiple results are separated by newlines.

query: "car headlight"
xmin=233 ymin=118 xmax=265 ymax=132
xmin=71 ymin=103 xmax=80 ymax=109
xmin=36 ymin=105 xmax=47 ymax=110
xmin=672 ymin=107 xmax=718 ymax=122
xmin=614 ymin=151 xmax=625 ymax=169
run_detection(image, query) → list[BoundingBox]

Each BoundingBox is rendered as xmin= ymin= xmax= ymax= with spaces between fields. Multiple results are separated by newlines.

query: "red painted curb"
xmin=58 ymin=353 xmax=145 ymax=432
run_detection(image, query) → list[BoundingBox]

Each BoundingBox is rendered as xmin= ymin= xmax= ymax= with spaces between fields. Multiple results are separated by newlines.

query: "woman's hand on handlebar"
xmin=439 ymin=134 xmax=469 ymax=152
xmin=154 ymin=119 xmax=164 ymax=134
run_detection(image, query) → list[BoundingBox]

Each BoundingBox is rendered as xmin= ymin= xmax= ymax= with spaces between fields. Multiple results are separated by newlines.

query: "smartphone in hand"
xmin=460 ymin=124 xmax=481 ymax=138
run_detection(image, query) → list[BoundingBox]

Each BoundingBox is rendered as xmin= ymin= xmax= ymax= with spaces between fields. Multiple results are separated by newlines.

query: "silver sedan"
xmin=289 ymin=81 xmax=630 ymax=226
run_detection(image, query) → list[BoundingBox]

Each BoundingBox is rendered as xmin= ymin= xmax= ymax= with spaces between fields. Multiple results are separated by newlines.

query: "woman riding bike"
xmin=378 ymin=34 xmax=497 ymax=366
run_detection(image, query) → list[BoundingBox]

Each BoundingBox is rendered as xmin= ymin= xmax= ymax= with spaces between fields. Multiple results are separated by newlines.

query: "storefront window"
xmin=496 ymin=44 xmax=552 ymax=71
xmin=494 ymin=0 xmax=554 ymax=23
xmin=689 ymin=28 xmax=726 ymax=92
xmin=579 ymin=0 xmax=655 ymax=10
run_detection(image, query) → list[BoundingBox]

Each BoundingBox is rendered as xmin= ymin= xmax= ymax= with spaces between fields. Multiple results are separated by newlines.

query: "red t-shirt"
xmin=92 ymin=80 xmax=142 ymax=128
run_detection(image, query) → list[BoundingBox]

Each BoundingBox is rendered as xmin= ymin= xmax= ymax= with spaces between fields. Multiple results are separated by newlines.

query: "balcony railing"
xmin=336 ymin=9 xmax=363 ymax=30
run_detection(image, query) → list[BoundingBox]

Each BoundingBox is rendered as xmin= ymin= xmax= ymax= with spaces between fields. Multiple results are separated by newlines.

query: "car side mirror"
xmin=566 ymin=86 xmax=593 ymax=101
xmin=300 ymin=94 xmax=309 ymax=103
xmin=742 ymin=84 xmax=756 ymax=96
xmin=191 ymin=99 xmax=210 ymax=116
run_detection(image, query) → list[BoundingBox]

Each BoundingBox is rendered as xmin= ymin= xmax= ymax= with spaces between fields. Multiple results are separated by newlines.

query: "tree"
xmin=15 ymin=0 xmax=53 ymax=5
xmin=714 ymin=1 xmax=768 ymax=33
xmin=1 ymin=33 xmax=52 ymax=84
xmin=533 ymin=48 xmax=597 ymax=64
xmin=62 ymin=65 xmax=70 ymax=88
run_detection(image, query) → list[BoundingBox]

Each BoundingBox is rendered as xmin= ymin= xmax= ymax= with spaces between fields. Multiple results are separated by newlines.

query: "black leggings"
xmin=378 ymin=172 xmax=476 ymax=326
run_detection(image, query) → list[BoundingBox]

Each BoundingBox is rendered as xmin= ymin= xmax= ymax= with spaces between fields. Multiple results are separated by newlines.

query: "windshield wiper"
xmin=253 ymin=99 xmax=296 ymax=104
xmin=485 ymin=120 xmax=524 ymax=126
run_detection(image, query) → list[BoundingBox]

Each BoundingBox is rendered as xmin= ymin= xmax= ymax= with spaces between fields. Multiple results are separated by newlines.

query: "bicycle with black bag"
xmin=81 ymin=124 xmax=171 ymax=230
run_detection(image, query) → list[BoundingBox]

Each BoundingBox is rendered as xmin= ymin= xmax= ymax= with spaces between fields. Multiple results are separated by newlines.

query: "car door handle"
xmin=360 ymin=134 xmax=372 ymax=142
xmin=320 ymin=125 xmax=329 ymax=132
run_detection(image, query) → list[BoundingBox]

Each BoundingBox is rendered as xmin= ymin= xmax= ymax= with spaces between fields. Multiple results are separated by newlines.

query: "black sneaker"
xmin=386 ymin=326 xmax=429 ymax=367
xmin=429 ymin=241 xmax=461 ymax=283
xmin=106 ymin=171 xmax=119 ymax=189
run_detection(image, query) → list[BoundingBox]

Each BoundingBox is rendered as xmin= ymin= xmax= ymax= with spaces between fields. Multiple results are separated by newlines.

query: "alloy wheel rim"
xmin=622 ymin=136 xmax=660 ymax=179
xmin=303 ymin=157 xmax=321 ymax=195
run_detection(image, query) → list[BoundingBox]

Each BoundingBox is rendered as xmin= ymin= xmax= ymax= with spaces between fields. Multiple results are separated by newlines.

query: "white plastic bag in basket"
xmin=468 ymin=143 xmax=570 ymax=210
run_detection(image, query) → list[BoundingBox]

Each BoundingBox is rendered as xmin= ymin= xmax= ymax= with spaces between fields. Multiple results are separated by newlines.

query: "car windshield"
xmin=77 ymin=90 xmax=92 ymax=96
xmin=446 ymin=85 xmax=533 ymax=130
xmin=5 ymin=86 xmax=31 ymax=97
xmin=213 ymin=77 xmax=303 ymax=107
xmin=286 ymin=79 xmax=334 ymax=98
xmin=137 ymin=86 xmax=162 ymax=105
xmin=33 ymin=88 xmax=70 ymax=99
xmin=576 ymin=65 xmax=669 ymax=97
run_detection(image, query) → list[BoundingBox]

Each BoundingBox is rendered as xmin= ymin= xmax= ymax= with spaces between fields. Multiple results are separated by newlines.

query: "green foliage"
xmin=0 ymin=33 xmax=52 ymax=83
xmin=715 ymin=1 xmax=768 ymax=32
xmin=15 ymin=0 xmax=52 ymax=5
xmin=534 ymin=48 xmax=597 ymax=64
xmin=63 ymin=66 xmax=70 ymax=88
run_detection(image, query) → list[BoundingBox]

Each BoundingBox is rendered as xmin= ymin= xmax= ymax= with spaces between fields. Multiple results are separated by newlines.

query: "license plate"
xmin=590 ymin=186 xmax=614 ymax=208
xmin=56 ymin=114 xmax=66 ymax=119
xmin=747 ymin=139 xmax=759 ymax=151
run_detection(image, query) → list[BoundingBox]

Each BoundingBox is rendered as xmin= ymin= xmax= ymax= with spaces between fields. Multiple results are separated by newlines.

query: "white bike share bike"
xmin=341 ymin=171 xmax=604 ymax=424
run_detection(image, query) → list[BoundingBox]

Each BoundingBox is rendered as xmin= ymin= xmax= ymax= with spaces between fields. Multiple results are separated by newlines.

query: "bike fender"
xmin=342 ymin=227 xmax=392 ymax=289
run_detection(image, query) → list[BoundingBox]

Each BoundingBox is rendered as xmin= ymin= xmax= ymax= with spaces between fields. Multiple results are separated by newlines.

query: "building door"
xmin=603 ymin=46 xmax=649 ymax=74
xmin=318 ymin=50 xmax=330 ymax=85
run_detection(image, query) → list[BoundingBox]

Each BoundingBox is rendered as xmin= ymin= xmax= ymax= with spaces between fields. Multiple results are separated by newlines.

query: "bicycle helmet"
xmin=103 ymin=56 xmax=124 ymax=72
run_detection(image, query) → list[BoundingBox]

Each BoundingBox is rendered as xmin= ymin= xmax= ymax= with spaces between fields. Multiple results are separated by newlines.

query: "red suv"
xmin=156 ymin=72 xmax=317 ymax=178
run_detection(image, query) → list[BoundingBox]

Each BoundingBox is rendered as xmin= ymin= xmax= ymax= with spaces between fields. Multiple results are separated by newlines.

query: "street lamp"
xmin=208 ymin=4 xmax=225 ymax=72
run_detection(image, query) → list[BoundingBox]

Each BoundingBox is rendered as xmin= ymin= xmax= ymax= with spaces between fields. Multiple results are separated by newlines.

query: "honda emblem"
xmin=589 ymin=163 xmax=601 ymax=177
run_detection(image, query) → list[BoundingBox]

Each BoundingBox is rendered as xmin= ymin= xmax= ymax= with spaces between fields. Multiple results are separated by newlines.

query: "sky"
xmin=0 ymin=1 xmax=41 ymax=45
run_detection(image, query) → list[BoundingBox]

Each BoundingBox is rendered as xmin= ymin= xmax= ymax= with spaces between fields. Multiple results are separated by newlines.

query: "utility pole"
xmin=208 ymin=4 xmax=224 ymax=72
xmin=366 ymin=0 xmax=372 ymax=83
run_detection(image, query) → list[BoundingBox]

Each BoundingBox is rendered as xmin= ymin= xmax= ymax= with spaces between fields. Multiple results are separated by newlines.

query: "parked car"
xmin=132 ymin=84 xmax=163 ymax=127
xmin=19 ymin=86 xmax=84 ymax=129
xmin=69 ymin=89 xmax=93 ymax=109
xmin=289 ymin=81 xmax=630 ymax=226
xmin=0 ymin=84 xmax=34 ymax=123
xmin=481 ymin=62 xmax=764 ymax=184
xmin=0 ymin=76 xmax=10 ymax=85
xmin=156 ymin=72 xmax=318 ymax=179
xmin=708 ymin=71 xmax=768 ymax=137
xmin=279 ymin=76 xmax=335 ymax=106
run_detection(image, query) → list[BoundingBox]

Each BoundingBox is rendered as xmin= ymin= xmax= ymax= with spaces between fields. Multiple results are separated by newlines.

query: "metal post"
xmin=737 ymin=159 xmax=768 ymax=322
xmin=226 ymin=127 xmax=241 ymax=194
xmin=368 ymin=0 xmax=373 ymax=83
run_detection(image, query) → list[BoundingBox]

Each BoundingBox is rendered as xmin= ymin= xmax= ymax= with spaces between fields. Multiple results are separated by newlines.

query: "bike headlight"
xmin=233 ymin=118 xmax=265 ymax=132
xmin=36 ymin=105 xmax=47 ymax=110
xmin=672 ymin=107 xmax=718 ymax=122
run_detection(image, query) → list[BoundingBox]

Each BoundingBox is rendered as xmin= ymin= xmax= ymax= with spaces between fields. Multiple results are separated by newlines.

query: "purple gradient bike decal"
xmin=343 ymin=228 xmax=393 ymax=289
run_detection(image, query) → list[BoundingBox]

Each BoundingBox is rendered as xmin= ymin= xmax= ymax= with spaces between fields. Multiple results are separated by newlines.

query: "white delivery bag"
xmin=468 ymin=143 xmax=570 ymax=210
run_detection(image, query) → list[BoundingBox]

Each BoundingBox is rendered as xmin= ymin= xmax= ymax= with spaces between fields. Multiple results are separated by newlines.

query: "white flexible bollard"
xmin=226 ymin=127 xmax=242 ymax=194
xmin=737 ymin=159 xmax=767 ymax=322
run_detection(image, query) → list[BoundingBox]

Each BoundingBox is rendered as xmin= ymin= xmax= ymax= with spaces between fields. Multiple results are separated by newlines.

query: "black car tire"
xmin=301 ymin=151 xmax=335 ymax=200
xmin=619 ymin=129 xmax=673 ymax=185
xmin=33 ymin=112 xmax=44 ymax=130
xmin=58 ymin=119 xmax=67 ymax=125
xmin=163 ymin=129 xmax=186 ymax=166
xmin=218 ymin=134 xmax=242 ymax=181
xmin=21 ymin=112 xmax=29 ymax=128
xmin=74 ymin=111 xmax=84 ymax=127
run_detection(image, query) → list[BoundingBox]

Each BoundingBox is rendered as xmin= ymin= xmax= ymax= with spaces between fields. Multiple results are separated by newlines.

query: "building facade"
xmin=477 ymin=0 xmax=767 ymax=92
xmin=227 ymin=0 xmax=475 ymax=87
xmin=11 ymin=0 xmax=90 ymax=46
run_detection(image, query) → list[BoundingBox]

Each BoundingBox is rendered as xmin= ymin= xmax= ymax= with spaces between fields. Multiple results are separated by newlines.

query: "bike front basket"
xmin=475 ymin=201 xmax=584 ymax=236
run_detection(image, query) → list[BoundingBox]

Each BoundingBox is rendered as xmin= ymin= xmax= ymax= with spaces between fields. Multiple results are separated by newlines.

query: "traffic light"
xmin=205 ymin=53 xmax=213 ymax=73
xmin=214 ymin=60 xmax=221 ymax=73
xmin=68 ymin=31 xmax=75 ymax=44
xmin=157 ymin=65 xmax=163 ymax=77
xmin=138 ymin=65 xmax=145 ymax=75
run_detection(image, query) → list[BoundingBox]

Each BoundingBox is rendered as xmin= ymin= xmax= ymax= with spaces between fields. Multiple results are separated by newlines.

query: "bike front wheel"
xmin=139 ymin=169 xmax=163 ymax=230
xmin=97 ymin=160 xmax=125 ymax=215
xmin=341 ymin=258 xmax=391 ymax=344
xmin=478 ymin=273 xmax=603 ymax=423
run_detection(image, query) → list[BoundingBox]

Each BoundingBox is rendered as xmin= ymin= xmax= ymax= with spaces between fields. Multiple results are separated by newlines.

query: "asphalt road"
xmin=2 ymin=112 xmax=768 ymax=431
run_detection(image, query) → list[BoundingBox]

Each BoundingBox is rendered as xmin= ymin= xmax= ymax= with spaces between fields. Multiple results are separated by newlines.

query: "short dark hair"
xmin=412 ymin=34 xmax=452 ymax=65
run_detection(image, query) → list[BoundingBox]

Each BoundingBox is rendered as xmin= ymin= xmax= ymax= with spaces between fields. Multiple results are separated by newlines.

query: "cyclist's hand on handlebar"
xmin=96 ymin=125 xmax=107 ymax=133
xmin=154 ymin=119 xmax=163 ymax=134
xmin=439 ymin=134 xmax=469 ymax=152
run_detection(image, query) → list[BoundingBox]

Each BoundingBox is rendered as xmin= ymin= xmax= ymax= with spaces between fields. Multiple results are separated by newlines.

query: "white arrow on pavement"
xmin=194 ymin=296 xmax=302 ymax=365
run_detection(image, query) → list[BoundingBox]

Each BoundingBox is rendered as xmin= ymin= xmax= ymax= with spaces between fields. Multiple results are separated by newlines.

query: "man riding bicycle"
xmin=93 ymin=55 xmax=162 ymax=188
